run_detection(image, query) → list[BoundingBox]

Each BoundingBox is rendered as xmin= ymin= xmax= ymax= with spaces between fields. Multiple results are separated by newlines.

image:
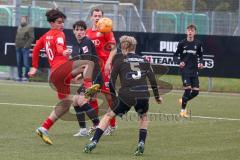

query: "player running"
xmin=83 ymin=35 xmax=163 ymax=155
xmin=74 ymin=8 xmax=117 ymax=136
xmin=29 ymin=9 xmax=98 ymax=145
xmin=173 ymin=24 xmax=204 ymax=118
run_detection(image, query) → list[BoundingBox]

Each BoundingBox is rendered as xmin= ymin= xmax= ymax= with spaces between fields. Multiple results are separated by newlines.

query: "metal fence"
xmin=0 ymin=0 xmax=240 ymax=36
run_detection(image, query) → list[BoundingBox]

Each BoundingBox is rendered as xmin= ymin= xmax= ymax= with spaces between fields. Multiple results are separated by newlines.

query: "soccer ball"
xmin=96 ymin=17 xmax=113 ymax=33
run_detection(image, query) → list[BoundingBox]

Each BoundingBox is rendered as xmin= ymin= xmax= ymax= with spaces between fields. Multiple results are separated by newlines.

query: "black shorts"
xmin=181 ymin=73 xmax=199 ymax=88
xmin=112 ymin=97 xmax=149 ymax=117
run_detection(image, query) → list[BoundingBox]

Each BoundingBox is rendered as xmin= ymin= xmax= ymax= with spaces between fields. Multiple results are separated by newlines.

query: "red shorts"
xmin=50 ymin=61 xmax=73 ymax=100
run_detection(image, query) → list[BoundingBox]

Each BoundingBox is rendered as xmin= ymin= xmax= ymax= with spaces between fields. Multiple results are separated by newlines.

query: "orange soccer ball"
xmin=96 ymin=17 xmax=113 ymax=33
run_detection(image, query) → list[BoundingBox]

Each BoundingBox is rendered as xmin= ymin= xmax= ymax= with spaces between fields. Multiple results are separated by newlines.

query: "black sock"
xmin=188 ymin=90 xmax=199 ymax=101
xmin=74 ymin=106 xmax=86 ymax=128
xmin=81 ymin=103 xmax=100 ymax=126
xmin=92 ymin=128 xmax=104 ymax=143
xmin=182 ymin=89 xmax=191 ymax=110
xmin=139 ymin=129 xmax=147 ymax=143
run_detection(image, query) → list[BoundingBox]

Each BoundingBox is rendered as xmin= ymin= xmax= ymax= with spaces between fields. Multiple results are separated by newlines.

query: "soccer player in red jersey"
xmin=28 ymin=9 xmax=97 ymax=145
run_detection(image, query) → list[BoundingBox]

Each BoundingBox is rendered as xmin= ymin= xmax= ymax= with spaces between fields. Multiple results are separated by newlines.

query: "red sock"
xmin=42 ymin=118 xmax=54 ymax=130
xmin=89 ymin=99 xmax=99 ymax=115
xmin=109 ymin=117 xmax=116 ymax=127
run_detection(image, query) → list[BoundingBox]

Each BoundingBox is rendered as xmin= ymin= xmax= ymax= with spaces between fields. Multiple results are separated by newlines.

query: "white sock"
xmin=181 ymin=109 xmax=186 ymax=112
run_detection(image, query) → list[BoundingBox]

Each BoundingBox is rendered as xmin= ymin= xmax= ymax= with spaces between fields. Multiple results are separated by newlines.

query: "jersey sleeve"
xmin=198 ymin=41 xmax=204 ymax=64
xmin=109 ymin=54 xmax=122 ymax=96
xmin=32 ymin=37 xmax=44 ymax=68
xmin=55 ymin=32 xmax=66 ymax=55
xmin=173 ymin=41 xmax=183 ymax=63
xmin=146 ymin=63 xmax=160 ymax=99
xmin=104 ymin=31 xmax=116 ymax=45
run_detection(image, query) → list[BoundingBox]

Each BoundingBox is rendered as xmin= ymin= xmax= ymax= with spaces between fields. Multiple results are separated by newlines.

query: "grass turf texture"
xmin=0 ymin=80 xmax=239 ymax=160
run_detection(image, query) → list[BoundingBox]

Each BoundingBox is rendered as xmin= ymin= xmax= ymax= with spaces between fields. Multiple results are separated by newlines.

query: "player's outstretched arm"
xmin=105 ymin=44 xmax=117 ymax=75
xmin=28 ymin=38 xmax=44 ymax=77
xmin=146 ymin=65 xmax=162 ymax=103
xmin=198 ymin=42 xmax=204 ymax=69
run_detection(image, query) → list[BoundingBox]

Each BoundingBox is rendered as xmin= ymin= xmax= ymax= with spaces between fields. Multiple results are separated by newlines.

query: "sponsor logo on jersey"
xmin=57 ymin=37 xmax=64 ymax=44
xmin=82 ymin=46 xmax=89 ymax=54
xmin=91 ymin=39 xmax=101 ymax=46
xmin=183 ymin=49 xmax=197 ymax=55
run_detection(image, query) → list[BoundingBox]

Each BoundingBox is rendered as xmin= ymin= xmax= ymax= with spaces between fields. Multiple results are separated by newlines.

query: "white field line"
xmin=0 ymin=102 xmax=240 ymax=121
xmin=0 ymin=81 xmax=239 ymax=98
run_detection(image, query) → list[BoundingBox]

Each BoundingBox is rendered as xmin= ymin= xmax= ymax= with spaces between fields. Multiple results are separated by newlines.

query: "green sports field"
xmin=0 ymin=80 xmax=239 ymax=160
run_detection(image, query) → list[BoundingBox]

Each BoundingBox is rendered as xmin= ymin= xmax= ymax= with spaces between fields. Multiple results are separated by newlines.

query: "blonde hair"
xmin=119 ymin=35 xmax=137 ymax=52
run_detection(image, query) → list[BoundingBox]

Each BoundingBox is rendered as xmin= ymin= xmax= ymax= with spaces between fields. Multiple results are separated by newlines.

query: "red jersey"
xmin=86 ymin=29 xmax=116 ymax=62
xmin=32 ymin=29 xmax=68 ymax=71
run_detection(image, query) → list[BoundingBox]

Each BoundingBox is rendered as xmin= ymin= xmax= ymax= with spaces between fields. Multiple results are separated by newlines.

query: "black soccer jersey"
xmin=110 ymin=53 xmax=159 ymax=99
xmin=71 ymin=36 xmax=103 ymax=85
xmin=174 ymin=39 xmax=204 ymax=73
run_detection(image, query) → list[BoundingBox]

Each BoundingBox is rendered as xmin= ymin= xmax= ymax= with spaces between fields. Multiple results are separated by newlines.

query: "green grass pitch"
xmin=0 ymin=80 xmax=239 ymax=160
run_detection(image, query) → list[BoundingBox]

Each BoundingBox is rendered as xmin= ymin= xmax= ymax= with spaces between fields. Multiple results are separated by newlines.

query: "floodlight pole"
xmin=192 ymin=0 xmax=196 ymax=24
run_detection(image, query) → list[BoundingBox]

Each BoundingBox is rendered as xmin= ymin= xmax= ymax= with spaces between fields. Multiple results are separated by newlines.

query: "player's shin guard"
xmin=81 ymin=103 xmax=99 ymax=126
xmin=139 ymin=129 xmax=147 ymax=143
xmin=182 ymin=89 xmax=191 ymax=110
xmin=188 ymin=90 xmax=199 ymax=101
xmin=74 ymin=106 xmax=86 ymax=128
xmin=92 ymin=128 xmax=104 ymax=143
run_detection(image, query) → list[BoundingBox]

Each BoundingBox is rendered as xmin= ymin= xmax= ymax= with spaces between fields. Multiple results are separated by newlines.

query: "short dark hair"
xmin=45 ymin=9 xmax=66 ymax=23
xmin=72 ymin=20 xmax=87 ymax=30
xmin=90 ymin=8 xmax=104 ymax=16
xmin=187 ymin=24 xmax=197 ymax=31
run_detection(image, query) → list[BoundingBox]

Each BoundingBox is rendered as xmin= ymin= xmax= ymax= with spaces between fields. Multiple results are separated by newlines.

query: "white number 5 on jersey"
xmin=130 ymin=62 xmax=142 ymax=80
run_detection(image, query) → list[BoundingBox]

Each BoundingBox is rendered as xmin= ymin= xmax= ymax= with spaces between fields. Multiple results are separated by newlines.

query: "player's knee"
xmin=105 ymin=111 xmax=115 ymax=119
xmin=72 ymin=95 xmax=79 ymax=106
xmin=191 ymin=89 xmax=199 ymax=98
xmin=77 ymin=96 xmax=88 ymax=106
xmin=139 ymin=113 xmax=147 ymax=120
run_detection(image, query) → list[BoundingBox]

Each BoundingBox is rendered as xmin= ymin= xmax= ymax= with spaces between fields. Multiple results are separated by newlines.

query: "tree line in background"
xmin=120 ymin=0 xmax=239 ymax=12
xmin=0 ymin=0 xmax=238 ymax=12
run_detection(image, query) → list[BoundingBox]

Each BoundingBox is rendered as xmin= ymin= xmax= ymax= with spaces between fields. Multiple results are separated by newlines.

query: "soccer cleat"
xmin=88 ymin=125 xmax=97 ymax=135
xmin=84 ymin=84 xmax=100 ymax=98
xmin=134 ymin=141 xmax=145 ymax=156
xmin=180 ymin=110 xmax=189 ymax=118
xmin=103 ymin=126 xmax=116 ymax=136
xmin=73 ymin=128 xmax=89 ymax=137
xmin=83 ymin=141 xmax=97 ymax=153
xmin=36 ymin=127 xmax=53 ymax=145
